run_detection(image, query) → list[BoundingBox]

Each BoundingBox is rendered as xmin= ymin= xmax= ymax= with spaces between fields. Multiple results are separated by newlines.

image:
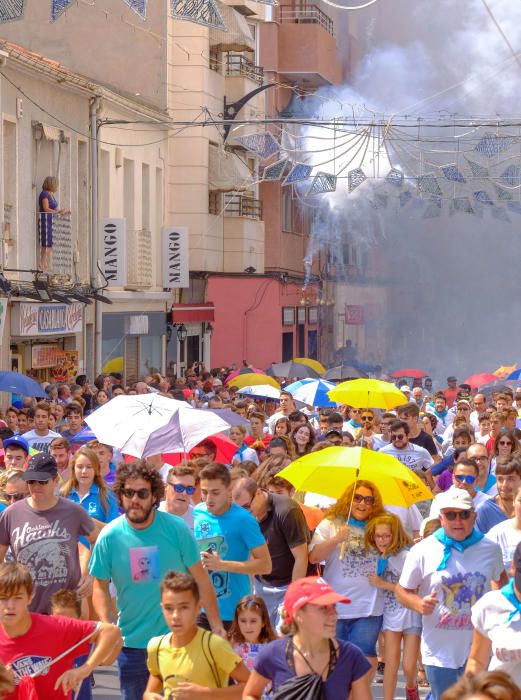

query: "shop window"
xmin=282 ymin=332 xmax=293 ymax=361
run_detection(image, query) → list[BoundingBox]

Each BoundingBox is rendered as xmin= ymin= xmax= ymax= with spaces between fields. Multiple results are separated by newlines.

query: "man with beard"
xmin=89 ymin=460 xmax=224 ymax=700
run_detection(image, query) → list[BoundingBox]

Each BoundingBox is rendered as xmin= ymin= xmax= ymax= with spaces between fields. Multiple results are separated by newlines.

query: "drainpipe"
xmin=90 ymin=96 xmax=102 ymax=375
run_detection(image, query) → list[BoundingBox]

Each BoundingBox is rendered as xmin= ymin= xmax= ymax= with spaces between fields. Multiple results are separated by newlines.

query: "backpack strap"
xmin=201 ymin=630 xmax=222 ymax=688
xmin=146 ymin=633 xmax=170 ymax=678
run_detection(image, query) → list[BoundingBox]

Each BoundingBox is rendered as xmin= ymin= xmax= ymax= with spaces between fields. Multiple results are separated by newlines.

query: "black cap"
xmin=23 ymin=453 xmax=58 ymax=482
xmin=514 ymin=542 xmax=521 ymax=591
xmin=324 ymin=429 xmax=342 ymax=439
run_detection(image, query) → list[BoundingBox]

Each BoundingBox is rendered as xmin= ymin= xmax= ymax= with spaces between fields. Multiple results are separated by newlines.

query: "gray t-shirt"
xmin=0 ymin=497 xmax=94 ymax=613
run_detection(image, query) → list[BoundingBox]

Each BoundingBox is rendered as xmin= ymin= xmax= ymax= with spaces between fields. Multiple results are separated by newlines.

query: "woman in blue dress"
xmin=38 ymin=175 xmax=69 ymax=272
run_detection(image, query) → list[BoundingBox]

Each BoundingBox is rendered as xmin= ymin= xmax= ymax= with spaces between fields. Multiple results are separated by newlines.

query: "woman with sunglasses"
xmin=61 ymin=447 xmax=119 ymax=532
xmin=159 ymin=463 xmax=198 ymax=532
xmin=309 ymin=480 xmax=386 ymax=673
xmin=491 ymin=430 xmax=520 ymax=476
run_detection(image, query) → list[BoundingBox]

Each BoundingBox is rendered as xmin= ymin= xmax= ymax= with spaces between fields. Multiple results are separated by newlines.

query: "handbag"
xmin=271 ymin=637 xmax=337 ymax=700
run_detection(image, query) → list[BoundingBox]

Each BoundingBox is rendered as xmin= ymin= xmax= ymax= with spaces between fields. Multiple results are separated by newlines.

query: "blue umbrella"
xmin=0 ymin=371 xmax=46 ymax=397
xmin=285 ymin=378 xmax=337 ymax=407
xmin=507 ymin=369 xmax=521 ymax=380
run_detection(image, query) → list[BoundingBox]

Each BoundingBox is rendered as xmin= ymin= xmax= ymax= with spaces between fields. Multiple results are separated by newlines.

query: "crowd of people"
xmin=0 ymin=367 xmax=519 ymax=699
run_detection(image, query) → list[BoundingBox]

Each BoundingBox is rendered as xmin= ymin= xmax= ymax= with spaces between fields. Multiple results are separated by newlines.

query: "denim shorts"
xmin=336 ymin=615 xmax=383 ymax=657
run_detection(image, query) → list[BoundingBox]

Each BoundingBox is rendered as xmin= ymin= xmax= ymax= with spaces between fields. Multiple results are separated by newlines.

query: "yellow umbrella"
xmin=293 ymin=357 xmax=326 ymax=374
xmin=278 ymin=446 xmax=432 ymax=507
xmin=493 ymin=364 xmax=517 ymax=378
xmin=228 ymin=373 xmax=281 ymax=390
xmin=328 ymin=378 xmax=409 ymax=410
xmin=102 ymin=356 xmax=124 ymax=373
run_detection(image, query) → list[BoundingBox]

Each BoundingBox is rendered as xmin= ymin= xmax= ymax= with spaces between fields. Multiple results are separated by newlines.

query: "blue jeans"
xmin=254 ymin=579 xmax=288 ymax=631
xmin=117 ymin=647 xmax=149 ymax=700
xmin=336 ymin=615 xmax=383 ymax=658
xmin=424 ymin=664 xmax=465 ymax=700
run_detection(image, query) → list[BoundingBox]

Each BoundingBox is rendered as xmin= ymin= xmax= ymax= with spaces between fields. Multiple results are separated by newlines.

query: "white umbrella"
xmin=237 ymin=385 xmax=281 ymax=400
xmin=85 ymin=394 xmax=230 ymax=458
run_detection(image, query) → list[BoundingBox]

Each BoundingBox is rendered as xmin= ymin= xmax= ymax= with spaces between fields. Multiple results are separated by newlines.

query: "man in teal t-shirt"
xmin=89 ymin=461 xmax=224 ymax=700
xmin=194 ymin=462 xmax=271 ymax=626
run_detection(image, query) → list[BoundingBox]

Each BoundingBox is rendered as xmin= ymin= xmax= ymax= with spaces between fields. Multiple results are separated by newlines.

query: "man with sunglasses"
xmin=159 ymin=464 xmax=197 ymax=532
xmin=397 ymin=489 xmax=506 ymax=700
xmin=429 ymin=459 xmax=492 ymax=519
xmin=379 ymin=420 xmax=435 ymax=489
xmin=353 ymin=409 xmax=379 ymax=448
xmin=90 ymin=460 xmax=224 ymax=700
xmin=3 ymin=470 xmax=28 ymax=505
xmin=0 ymin=453 xmax=99 ymax=614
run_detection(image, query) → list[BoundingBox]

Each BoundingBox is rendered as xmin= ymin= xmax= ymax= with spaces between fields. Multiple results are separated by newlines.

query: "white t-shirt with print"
xmin=311 ymin=518 xmax=384 ymax=619
xmin=21 ymin=429 xmax=61 ymax=453
xmin=486 ymin=519 xmax=521 ymax=574
xmin=428 ymin=489 xmax=491 ymax=519
xmin=472 ymin=588 xmax=521 ymax=686
xmin=381 ymin=549 xmax=422 ymax=633
xmin=399 ymin=535 xmax=504 ymax=668
xmin=379 ymin=442 xmax=433 ymax=478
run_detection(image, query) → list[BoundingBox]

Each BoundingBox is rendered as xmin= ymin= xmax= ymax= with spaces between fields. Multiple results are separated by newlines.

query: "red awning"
xmin=172 ymin=303 xmax=215 ymax=323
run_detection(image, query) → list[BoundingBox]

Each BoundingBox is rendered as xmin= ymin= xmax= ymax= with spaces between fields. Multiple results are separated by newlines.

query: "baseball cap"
xmin=23 ymin=453 xmax=58 ymax=482
xmin=324 ymin=429 xmax=342 ymax=440
xmin=436 ymin=487 xmax=473 ymax=512
xmin=513 ymin=542 xmax=521 ymax=590
xmin=283 ymin=576 xmax=350 ymax=622
xmin=456 ymin=399 xmax=471 ymax=408
xmin=399 ymin=385 xmax=411 ymax=393
xmin=2 ymin=436 xmax=29 ymax=455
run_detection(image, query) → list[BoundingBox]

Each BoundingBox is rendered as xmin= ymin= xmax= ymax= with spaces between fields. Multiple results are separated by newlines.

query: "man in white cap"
xmin=396 ymin=489 xmax=507 ymax=700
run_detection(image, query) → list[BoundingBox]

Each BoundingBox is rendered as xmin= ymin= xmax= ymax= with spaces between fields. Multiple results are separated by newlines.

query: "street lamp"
xmin=176 ymin=323 xmax=187 ymax=343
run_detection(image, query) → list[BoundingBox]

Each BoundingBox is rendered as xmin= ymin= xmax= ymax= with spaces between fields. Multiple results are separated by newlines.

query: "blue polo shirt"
xmin=67 ymin=484 xmax=120 ymax=548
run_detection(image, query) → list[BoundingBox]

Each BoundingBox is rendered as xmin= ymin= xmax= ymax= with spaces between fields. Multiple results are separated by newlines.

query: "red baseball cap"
xmin=283 ymin=577 xmax=351 ymax=622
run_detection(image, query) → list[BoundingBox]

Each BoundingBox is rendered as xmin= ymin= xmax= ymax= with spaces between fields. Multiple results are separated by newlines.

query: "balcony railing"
xmin=279 ymin=4 xmax=334 ymax=36
xmin=50 ymin=213 xmax=74 ymax=278
xmin=127 ymin=229 xmax=153 ymax=288
xmin=225 ymin=53 xmax=264 ymax=85
xmin=127 ymin=229 xmax=154 ymax=289
xmin=224 ymin=194 xmax=263 ymax=220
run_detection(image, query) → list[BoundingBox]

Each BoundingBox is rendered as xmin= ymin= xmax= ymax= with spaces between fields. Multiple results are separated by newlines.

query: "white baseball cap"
xmin=436 ymin=487 xmax=474 ymax=511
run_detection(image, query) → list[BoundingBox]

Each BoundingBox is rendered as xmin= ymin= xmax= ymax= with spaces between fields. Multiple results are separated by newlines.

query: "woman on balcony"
xmin=38 ymin=175 xmax=70 ymax=272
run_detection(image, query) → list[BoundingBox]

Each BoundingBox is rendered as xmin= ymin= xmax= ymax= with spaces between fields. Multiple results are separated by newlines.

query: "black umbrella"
xmin=323 ymin=365 xmax=368 ymax=381
xmin=266 ymin=362 xmax=320 ymax=379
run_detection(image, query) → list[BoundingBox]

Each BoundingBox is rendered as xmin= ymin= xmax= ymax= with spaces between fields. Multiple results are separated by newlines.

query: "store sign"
xmin=12 ymin=303 xmax=83 ymax=337
xmin=125 ymin=315 xmax=149 ymax=335
xmin=162 ymin=226 xmax=189 ymax=289
xmin=345 ymin=305 xmax=364 ymax=325
xmin=102 ymin=218 xmax=127 ymax=286
xmin=32 ymin=344 xmax=59 ymax=369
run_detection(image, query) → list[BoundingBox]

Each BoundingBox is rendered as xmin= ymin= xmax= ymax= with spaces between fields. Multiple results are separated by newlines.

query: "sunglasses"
xmin=361 ymin=416 xmax=374 ymax=422
xmin=454 ymin=474 xmax=476 ymax=485
xmin=26 ymin=479 xmax=50 ymax=486
xmin=498 ymin=441 xmax=513 ymax=447
xmin=353 ymin=493 xmax=375 ymax=505
xmin=168 ymin=482 xmax=196 ymax=495
xmin=4 ymin=493 xmax=24 ymax=502
xmin=442 ymin=510 xmax=472 ymax=521
xmin=391 ymin=434 xmax=406 ymax=440
xmin=121 ymin=487 xmax=151 ymax=499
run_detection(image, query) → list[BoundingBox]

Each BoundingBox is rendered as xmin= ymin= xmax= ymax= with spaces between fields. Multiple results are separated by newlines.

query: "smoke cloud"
xmin=300 ymin=0 xmax=521 ymax=381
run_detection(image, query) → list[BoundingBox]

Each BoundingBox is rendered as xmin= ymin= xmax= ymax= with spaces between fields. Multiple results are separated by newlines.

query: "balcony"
xmin=224 ymin=194 xmax=263 ymax=220
xmin=126 ymin=229 xmax=153 ymax=288
xmin=50 ymin=213 xmax=74 ymax=279
xmin=225 ymin=53 xmax=264 ymax=85
xmin=273 ymin=4 xmax=342 ymax=86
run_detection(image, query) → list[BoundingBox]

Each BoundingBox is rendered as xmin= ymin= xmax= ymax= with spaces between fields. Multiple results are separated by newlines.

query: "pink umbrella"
xmin=463 ymin=373 xmax=498 ymax=390
xmin=390 ymin=368 xmax=428 ymax=379
xmin=163 ymin=433 xmax=238 ymax=466
xmin=225 ymin=367 xmax=265 ymax=383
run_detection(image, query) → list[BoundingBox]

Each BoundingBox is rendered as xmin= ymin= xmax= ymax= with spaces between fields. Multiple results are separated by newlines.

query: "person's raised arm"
xmin=91 ymin=578 xmax=113 ymax=623
xmin=201 ymin=543 xmax=271 ymax=577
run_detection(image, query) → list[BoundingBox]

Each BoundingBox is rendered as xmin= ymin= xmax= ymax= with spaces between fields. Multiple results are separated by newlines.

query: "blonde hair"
xmin=324 ymin=480 xmax=385 ymax=522
xmin=61 ymin=447 xmax=111 ymax=516
xmin=365 ymin=514 xmax=411 ymax=556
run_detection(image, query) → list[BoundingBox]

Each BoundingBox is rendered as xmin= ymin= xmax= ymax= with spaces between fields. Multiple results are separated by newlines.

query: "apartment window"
xmin=282 ymin=332 xmax=294 ymax=361
xmin=209 ymin=48 xmax=220 ymax=72
xmin=281 ymin=189 xmax=293 ymax=232
xmin=308 ymin=330 xmax=318 ymax=359
xmin=209 ymin=190 xmax=221 ymax=215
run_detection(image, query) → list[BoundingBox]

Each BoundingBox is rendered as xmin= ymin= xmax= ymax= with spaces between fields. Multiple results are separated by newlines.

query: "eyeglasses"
xmin=168 ymin=482 xmax=196 ymax=495
xmin=498 ymin=441 xmax=513 ymax=447
xmin=374 ymin=532 xmax=392 ymax=539
xmin=473 ymin=455 xmax=489 ymax=462
xmin=454 ymin=474 xmax=476 ymax=485
xmin=121 ymin=487 xmax=151 ymax=500
xmin=442 ymin=510 xmax=472 ymax=521
xmin=391 ymin=434 xmax=406 ymax=440
xmin=353 ymin=493 xmax=375 ymax=505
xmin=361 ymin=416 xmax=374 ymax=422
xmin=4 ymin=493 xmax=24 ymax=502
xmin=26 ymin=479 xmax=50 ymax=486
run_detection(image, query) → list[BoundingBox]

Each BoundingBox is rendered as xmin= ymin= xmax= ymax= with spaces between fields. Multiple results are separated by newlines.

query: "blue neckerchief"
xmin=477 ymin=473 xmax=496 ymax=494
xmin=377 ymin=556 xmax=388 ymax=576
xmin=348 ymin=517 xmax=366 ymax=530
xmin=500 ymin=578 xmax=521 ymax=622
xmin=434 ymin=527 xmax=484 ymax=570
xmin=235 ymin=443 xmax=248 ymax=462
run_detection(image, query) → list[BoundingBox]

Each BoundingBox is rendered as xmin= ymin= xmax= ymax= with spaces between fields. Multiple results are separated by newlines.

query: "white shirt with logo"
xmin=379 ymin=442 xmax=433 ymax=478
xmin=486 ymin=518 xmax=521 ymax=574
xmin=21 ymin=429 xmax=61 ymax=453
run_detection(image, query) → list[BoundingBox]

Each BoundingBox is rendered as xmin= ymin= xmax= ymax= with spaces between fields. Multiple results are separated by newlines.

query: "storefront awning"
xmin=172 ymin=303 xmax=215 ymax=323
xmin=208 ymin=144 xmax=253 ymax=192
xmin=209 ymin=3 xmax=255 ymax=53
